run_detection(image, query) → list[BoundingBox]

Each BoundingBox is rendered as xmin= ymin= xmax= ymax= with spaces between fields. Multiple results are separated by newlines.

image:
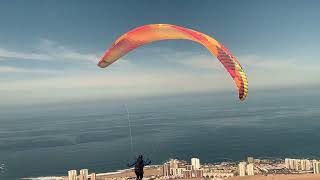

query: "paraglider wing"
xmin=98 ymin=24 xmax=248 ymax=101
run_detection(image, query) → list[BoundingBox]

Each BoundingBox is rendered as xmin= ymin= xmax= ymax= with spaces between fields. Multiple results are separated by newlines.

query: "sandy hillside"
xmin=97 ymin=167 xmax=161 ymax=179
xmin=229 ymin=174 xmax=320 ymax=180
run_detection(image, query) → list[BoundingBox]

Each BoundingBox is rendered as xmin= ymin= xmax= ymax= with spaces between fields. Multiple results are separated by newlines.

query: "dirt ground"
xmin=95 ymin=168 xmax=320 ymax=180
xmin=229 ymin=174 xmax=320 ymax=180
xmin=97 ymin=167 xmax=161 ymax=179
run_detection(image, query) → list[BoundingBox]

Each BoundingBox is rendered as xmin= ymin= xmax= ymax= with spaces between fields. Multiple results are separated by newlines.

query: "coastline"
xmin=22 ymin=165 xmax=161 ymax=180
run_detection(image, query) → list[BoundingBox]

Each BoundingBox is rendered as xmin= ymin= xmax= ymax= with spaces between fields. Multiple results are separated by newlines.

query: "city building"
xmin=300 ymin=159 xmax=312 ymax=171
xmin=183 ymin=169 xmax=192 ymax=179
xmin=90 ymin=173 xmax=96 ymax=180
xmin=194 ymin=169 xmax=203 ymax=178
xmin=177 ymin=163 xmax=187 ymax=177
xmin=284 ymin=158 xmax=313 ymax=171
xmin=161 ymin=159 xmax=186 ymax=178
xmin=161 ymin=158 xmax=203 ymax=179
xmin=254 ymin=159 xmax=261 ymax=163
xmin=313 ymin=162 xmax=320 ymax=174
xmin=246 ymin=163 xmax=254 ymax=176
xmin=68 ymin=170 xmax=77 ymax=180
xmin=238 ymin=162 xmax=246 ymax=176
xmin=186 ymin=164 xmax=193 ymax=171
xmin=306 ymin=160 xmax=312 ymax=170
xmin=191 ymin=158 xmax=200 ymax=170
xmin=285 ymin=158 xmax=290 ymax=169
xmin=312 ymin=160 xmax=318 ymax=169
xmin=289 ymin=159 xmax=294 ymax=169
xmin=285 ymin=158 xmax=299 ymax=170
xmin=301 ymin=159 xmax=306 ymax=170
xmin=293 ymin=159 xmax=300 ymax=171
xmin=161 ymin=162 xmax=170 ymax=177
xmin=247 ymin=157 xmax=254 ymax=164
xmin=79 ymin=169 xmax=88 ymax=180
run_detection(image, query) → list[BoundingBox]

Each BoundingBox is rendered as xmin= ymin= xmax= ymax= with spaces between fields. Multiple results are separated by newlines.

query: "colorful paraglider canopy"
xmin=98 ymin=24 xmax=248 ymax=101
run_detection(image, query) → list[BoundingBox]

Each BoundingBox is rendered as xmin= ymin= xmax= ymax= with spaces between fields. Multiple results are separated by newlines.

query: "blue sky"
xmin=0 ymin=0 xmax=319 ymax=106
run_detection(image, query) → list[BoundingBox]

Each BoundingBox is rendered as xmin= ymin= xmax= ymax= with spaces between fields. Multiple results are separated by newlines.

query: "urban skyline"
xmin=37 ymin=156 xmax=320 ymax=180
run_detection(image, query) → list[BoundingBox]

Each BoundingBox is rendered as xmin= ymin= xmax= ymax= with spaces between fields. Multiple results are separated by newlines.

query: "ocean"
xmin=0 ymin=89 xmax=319 ymax=180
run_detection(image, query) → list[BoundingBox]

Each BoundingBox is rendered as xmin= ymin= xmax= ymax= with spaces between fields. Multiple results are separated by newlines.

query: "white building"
xmin=161 ymin=162 xmax=170 ymax=177
xmin=285 ymin=158 xmax=290 ymax=169
xmin=162 ymin=158 xmax=203 ymax=179
xmin=313 ymin=162 xmax=320 ymax=174
xmin=285 ymin=158 xmax=300 ymax=170
xmin=306 ymin=160 xmax=312 ymax=170
xmin=90 ymin=173 xmax=96 ymax=180
xmin=301 ymin=159 xmax=306 ymax=170
xmin=238 ymin=162 xmax=246 ymax=176
xmin=300 ymin=159 xmax=312 ymax=171
xmin=162 ymin=159 xmax=186 ymax=178
xmin=191 ymin=158 xmax=200 ymax=170
xmin=289 ymin=159 xmax=294 ymax=169
xmin=285 ymin=158 xmax=313 ymax=171
xmin=246 ymin=163 xmax=254 ymax=176
xmin=247 ymin=157 xmax=254 ymax=164
xmin=68 ymin=170 xmax=77 ymax=180
xmin=79 ymin=169 xmax=88 ymax=180
xmin=295 ymin=159 xmax=300 ymax=170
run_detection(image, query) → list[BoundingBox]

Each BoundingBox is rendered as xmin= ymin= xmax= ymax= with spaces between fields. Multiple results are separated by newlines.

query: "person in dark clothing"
xmin=127 ymin=155 xmax=151 ymax=180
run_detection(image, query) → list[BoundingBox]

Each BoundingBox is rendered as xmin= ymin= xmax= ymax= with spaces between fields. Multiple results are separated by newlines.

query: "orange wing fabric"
xmin=98 ymin=24 xmax=248 ymax=101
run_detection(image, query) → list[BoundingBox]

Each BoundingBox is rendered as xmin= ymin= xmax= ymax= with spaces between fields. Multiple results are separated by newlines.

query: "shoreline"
xmin=21 ymin=165 xmax=161 ymax=180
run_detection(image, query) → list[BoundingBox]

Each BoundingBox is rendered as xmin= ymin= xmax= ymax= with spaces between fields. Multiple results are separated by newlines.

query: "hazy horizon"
xmin=1 ymin=0 xmax=320 ymax=107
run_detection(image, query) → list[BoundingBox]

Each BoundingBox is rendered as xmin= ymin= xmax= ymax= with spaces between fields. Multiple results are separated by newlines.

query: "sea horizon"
xmin=1 ymin=88 xmax=320 ymax=180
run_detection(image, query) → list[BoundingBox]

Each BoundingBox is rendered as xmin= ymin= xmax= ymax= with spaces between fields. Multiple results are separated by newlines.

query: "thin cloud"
xmin=0 ymin=71 xmax=229 ymax=92
xmin=0 ymin=39 xmax=99 ymax=62
xmin=0 ymin=43 xmax=319 ymax=106
xmin=37 ymin=39 xmax=100 ymax=62
xmin=0 ymin=66 xmax=56 ymax=73
xmin=239 ymin=55 xmax=319 ymax=71
xmin=0 ymin=48 xmax=53 ymax=61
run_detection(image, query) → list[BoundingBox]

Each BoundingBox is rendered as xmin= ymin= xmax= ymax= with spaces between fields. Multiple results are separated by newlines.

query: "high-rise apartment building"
xmin=90 ymin=173 xmax=96 ymax=180
xmin=161 ymin=162 xmax=171 ymax=177
xmin=313 ymin=162 xmax=320 ymax=174
xmin=79 ymin=169 xmax=88 ymax=180
xmin=162 ymin=159 xmax=186 ymax=178
xmin=68 ymin=170 xmax=77 ymax=180
xmin=285 ymin=158 xmax=314 ymax=171
xmin=289 ymin=159 xmax=294 ymax=169
xmin=301 ymin=159 xmax=307 ymax=170
xmin=306 ymin=160 xmax=312 ymax=171
xmin=239 ymin=162 xmax=246 ymax=176
xmin=300 ymin=159 xmax=312 ymax=171
xmin=294 ymin=159 xmax=300 ymax=170
xmin=246 ymin=163 xmax=254 ymax=176
xmin=162 ymin=158 xmax=203 ymax=179
xmin=247 ymin=157 xmax=254 ymax=164
xmin=191 ymin=158 xmax=200 ymax=170
xmin=285 ymin=158 xmax=300 ymax=170
xmin=285 ymin=158 xmax=290 ymax=169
